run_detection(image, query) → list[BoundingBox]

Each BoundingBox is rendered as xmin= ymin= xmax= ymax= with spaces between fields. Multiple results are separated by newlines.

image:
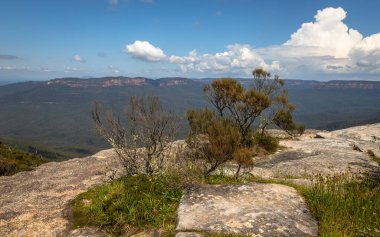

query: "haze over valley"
xmin=0 ymin=76 xmax=380 ymax=159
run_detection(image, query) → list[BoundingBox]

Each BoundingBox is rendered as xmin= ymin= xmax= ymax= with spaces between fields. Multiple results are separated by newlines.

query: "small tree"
xmin=92 ymin=96 xmax=177 ymax=176
xmin=187 ymin=68 xmax=303 ymax=178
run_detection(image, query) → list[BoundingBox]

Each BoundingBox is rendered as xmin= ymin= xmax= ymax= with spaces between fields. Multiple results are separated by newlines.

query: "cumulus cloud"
xmin=284 ymin=7 xmax=363 ymax=58
xmin=168 ymin=7 xmax=380 ymax=78
xmin=124 ymin=7 xmax=379 ymax=79
xmin=72 ymin=54 xmax=86 ymax=63
xmin=168 ymin=44 xmax=279 ymax=76
xmin=260 ymin=7 xmax=380 ymax=78
xmin=125 ymin=40 xmax=166 ymax=62
xmin=0 ymin=54 xmax=20 ymax=60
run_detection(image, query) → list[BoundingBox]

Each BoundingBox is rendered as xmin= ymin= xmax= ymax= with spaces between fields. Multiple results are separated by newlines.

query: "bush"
xmin=0 ymin=157 xmax=18 ymax=176
xmin=186 ymin=69 xmax=303 ymax=178
xmin=253 ymin=133 xmax=279 ymax=154
xmin=0 ymin=142 xmax=46 ymax=176
xmin=92 ymin=96 xmax=177 ymax=176
xmin=186 ymin=115 xmax=244 ymax=176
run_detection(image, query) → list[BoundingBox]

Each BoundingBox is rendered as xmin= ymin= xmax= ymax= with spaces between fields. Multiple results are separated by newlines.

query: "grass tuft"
xmin=71 ymin=174 xmax=184 ymax=236
xmin=299 ymin=173 xmax=380 ymax=236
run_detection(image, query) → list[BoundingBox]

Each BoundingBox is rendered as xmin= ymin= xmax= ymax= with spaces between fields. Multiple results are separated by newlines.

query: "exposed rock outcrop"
xmin=176 ymin=184 xmax=318 ymax=237
xmin=0 ymin=124 xmax=379 ymax=236
xmin=251 ymin=124 xmax=380 ymax=180
xmin=0 ymin=149 xmax=118 ymax=237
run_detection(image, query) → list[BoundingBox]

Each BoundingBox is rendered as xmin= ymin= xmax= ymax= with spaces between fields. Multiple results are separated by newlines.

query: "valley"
xmin=0 ymin=77 xmax=380 ymax=160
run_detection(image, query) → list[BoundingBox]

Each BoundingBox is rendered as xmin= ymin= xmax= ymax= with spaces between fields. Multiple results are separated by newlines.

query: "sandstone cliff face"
xmin=0 ymin=124 xmax=379 ymax=236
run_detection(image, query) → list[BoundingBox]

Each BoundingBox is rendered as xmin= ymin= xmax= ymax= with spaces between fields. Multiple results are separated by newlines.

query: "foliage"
xmin=252 ymin=132 xmax=279 ymax=154
xmin=0 ymin=142 xmax=46 ymax=176
xmin=186 ymin=114 xmax=247 ymax=176
xmin=300 ymin=173 xmax=380 ymax=236
xmin=71 ymin=174 xmax=184 ymax=236
xmin=92 ymin=96 xmax=177 ymax=176
xmin=187 ymin=69 xmax=302 ymax=178
xmin=233 ymin=147 xmax=254 ymax=179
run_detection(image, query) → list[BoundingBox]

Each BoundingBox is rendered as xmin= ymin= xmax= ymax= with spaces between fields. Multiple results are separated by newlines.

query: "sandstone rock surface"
xmin=176 ymin=184 xmax=318 ymax=237
xmin=0 ymin=149 xmax=118 ymax=237
xmin=251 ymin=124 xmax=380 ymax=179
xmin=0 ymin=124 xmax=379 ymax=236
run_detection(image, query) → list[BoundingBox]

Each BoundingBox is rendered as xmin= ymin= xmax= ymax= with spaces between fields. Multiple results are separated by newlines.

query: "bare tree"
xmin=92 ymin=96 xmax=177 ymax=176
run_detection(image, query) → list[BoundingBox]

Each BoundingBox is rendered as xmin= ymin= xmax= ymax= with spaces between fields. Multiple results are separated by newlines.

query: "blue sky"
xmin=0 ymin=0 xmax=379 ymax=81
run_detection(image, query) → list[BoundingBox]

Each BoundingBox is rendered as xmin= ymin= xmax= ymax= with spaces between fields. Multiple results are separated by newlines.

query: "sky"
xmin=0 ymin=0 xmax=379 ymax=81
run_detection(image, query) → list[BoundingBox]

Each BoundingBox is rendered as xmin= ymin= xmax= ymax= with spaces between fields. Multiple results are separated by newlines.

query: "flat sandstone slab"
xmin=176 ymin=184 xmax=317 ymax=237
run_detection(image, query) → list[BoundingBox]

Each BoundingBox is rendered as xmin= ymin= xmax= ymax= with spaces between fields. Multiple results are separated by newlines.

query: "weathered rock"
xmin=0 ymin=149 xmax=119 ymax=237
xmin=68 ymin=227 xmax=108 ymax=237
xmin=175 ymin=232 xmax=204 ymax=237
xmin=176 ymin=184 xmax=318 ymax=237
xmin=1 ymin=124 xmax=379 ymax=236
xmin=130 ymin=229 xmax=161 ymax=237
xmin=250 ymin=124 xmax=380 ymax=179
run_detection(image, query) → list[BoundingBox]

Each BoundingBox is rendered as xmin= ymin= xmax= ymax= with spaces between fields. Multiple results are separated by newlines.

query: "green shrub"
xmin=0 ymin=142 xmax=46 ymax=176
xmin=253 ymin=133 xmax=279 ymax=154
xmin=71 ymin=174 xmax=184 ymax=236
xmin=0 ymin=157 xmax=18 ymax=175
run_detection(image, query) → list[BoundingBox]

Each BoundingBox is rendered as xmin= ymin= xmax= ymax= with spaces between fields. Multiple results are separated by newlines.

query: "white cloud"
xmin=125 ymin=40 xmax=166 ymax=62
xmin=64 ymin=66 xmax=79 ymax=72
xmin=168 ymin=44 xmax=279 ymax=76
xmin=121 ymin=7 xmax=379 ymax=79
xmin=284 ymin=7 xmax=362 ymax=59
xmin=0 ymin=66 xmax=15 ymax=70
xmin=259 ymin=7 xmax=380 ymax=78
xmin=167 ymin=7 xmax=376 ymax=78
xmin=72 ymin=54 xmax=85 ymax=63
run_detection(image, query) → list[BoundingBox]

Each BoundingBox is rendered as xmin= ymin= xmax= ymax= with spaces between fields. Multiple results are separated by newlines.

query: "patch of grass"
xmin=0 ymin=142 xmax=47 ymax=176
xmin=299 ymin=174 xmax=380 ymax=236
xmin=71 ymin=174 xmax=184 ymax=236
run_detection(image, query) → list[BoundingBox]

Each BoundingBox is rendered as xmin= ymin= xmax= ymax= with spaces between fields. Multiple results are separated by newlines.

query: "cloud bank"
xmin=167 ymin=7 xmax=380 ymax=79
xmin=123 ymin=7 xmax=379 ymax=79
xmin=168 ymin=45 xmax=280 ymax=75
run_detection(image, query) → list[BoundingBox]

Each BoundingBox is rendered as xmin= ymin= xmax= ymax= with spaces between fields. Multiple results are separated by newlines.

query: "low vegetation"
xmin=187 ymin=69 xmax=302 ymax=179
xmin=71 ymin=174 xmax=184 ymax=236
xmin=299 ymin=174 xmax=380 ymax=236
xmin=72 ymin=69 xmax=380 ymax=236
xmin=92 ymin=96 xmax=177 ymax=177
xmin=0 ymin=141 xmax=47 ymax=176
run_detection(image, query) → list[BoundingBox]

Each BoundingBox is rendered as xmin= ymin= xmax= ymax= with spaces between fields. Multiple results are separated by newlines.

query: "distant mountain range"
xmin=1 ymin=76 xmax=380 ymax=160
